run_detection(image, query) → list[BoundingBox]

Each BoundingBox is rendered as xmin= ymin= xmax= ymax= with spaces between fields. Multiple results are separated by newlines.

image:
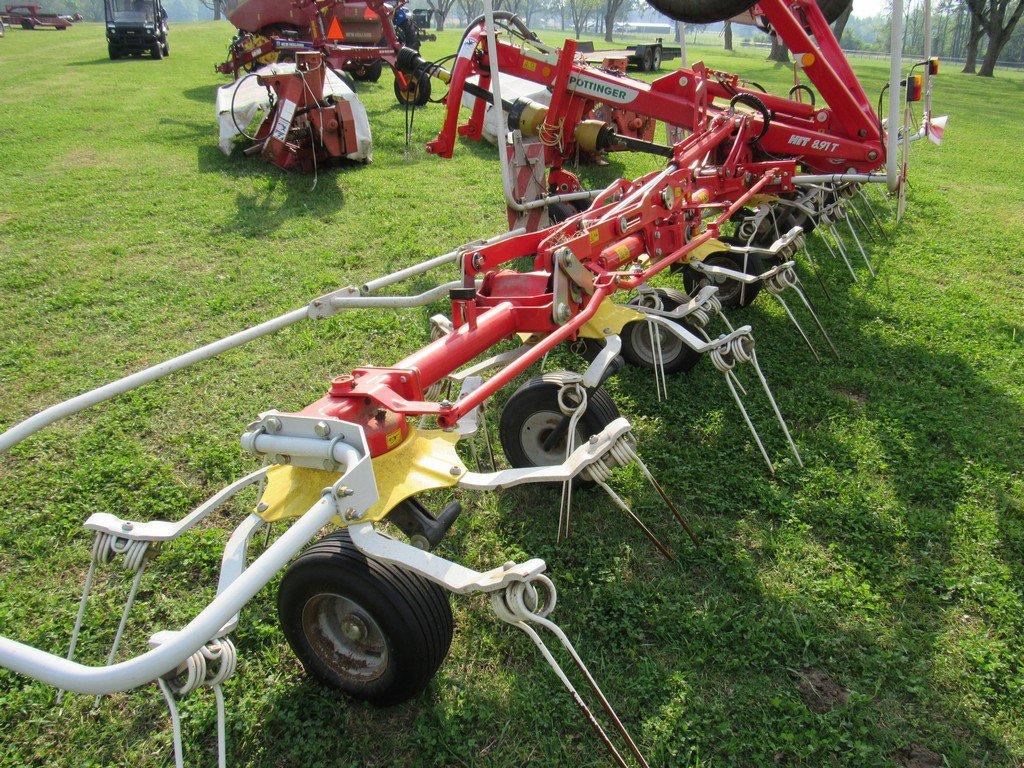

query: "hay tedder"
xmin=1 ymin=0 xmax=945 ymax=764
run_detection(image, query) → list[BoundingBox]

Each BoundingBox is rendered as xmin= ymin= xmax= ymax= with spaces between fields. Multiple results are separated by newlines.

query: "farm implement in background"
xmin=216 ymin=0 xmax=433 ymax=106
xmin=0 ymin=0 xmax=947 ymax=766
xmin=0 ymin=3 xmax=81 ymax=29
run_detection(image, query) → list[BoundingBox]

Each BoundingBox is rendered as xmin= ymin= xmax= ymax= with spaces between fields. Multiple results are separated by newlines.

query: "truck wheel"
xmin=22 ymin=20 xmax=35 ymax=29
xmin=498 ymin=372 xmax=620 ymax=470
xmin=151 ymin=42 xmax=164 ymax=59
xmin=621 ymin=289 xmax=702 ymax=375
xmin=278 ymin=530 xmax=453 ymax=706
xmin=683 ymin=249 xmax=763 ymax=309
xmin=162 ymin=41 xmax=170 ymax=57
xmin=642 ymin=47 xmax=655 ymax=72
xmin=651 ymin=45 xmax=663 ymax=70
xmin=108 ymin=43 xmax=120 ymax=59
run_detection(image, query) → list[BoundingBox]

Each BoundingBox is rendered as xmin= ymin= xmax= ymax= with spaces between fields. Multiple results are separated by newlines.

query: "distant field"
xmin=1 ymin=20 xmax=1022 ymax=768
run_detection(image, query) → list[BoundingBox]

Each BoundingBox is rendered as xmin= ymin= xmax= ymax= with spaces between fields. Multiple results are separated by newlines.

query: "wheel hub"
xmin=301 ymin=593 xmax=389 ymax=684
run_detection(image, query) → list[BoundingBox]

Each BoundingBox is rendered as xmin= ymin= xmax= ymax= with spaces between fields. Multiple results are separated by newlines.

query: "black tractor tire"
xmin=621 ymin=289 xmax=703 ymax=375
xmin=645 ymin=0 xmax=848 ymax=25
xmin=683 ymin=248 xmax=764 ymax=309
xmin=394 ymin=70 xmax=431 ymax=107
xmin=108 ymin=43 xmax=120 ymax=59
xmin=278 ymin=530 xmax=453 ymax=706
xmin=351 ymin=59 xmax=383 ymax=82
xmin=498 ymin=372 xmax=620 ymax=471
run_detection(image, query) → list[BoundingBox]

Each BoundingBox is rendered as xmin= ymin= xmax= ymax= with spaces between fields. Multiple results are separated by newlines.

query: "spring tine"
xmin=624 ymin=446 xmax=700 ymax=547
xmin=857 ymin=188 xmax=889 ymax=236
xmin=791 ymin=280 xmax=840 ymax=358
xmin=773 ymin=293 xmax=820 ymax=362
xmin=748 ymin=350 xmax=803 ymax=467
xmin=157 ymin=679 xmax=187 ymax=768
xmin=57 ymin=557 xmax=100 ymax=704
xmin=94 ymin=564 xmax=148 ymax=709
xmin=513 ymin=621 xmax=634 ymax=768
xmin=532 ymin=613 xmax=652 ymax=768
xmin=822 ymin=226 xmax=858 ymax=282
xmin=214 ymin=685 xmax=228 ymax=768
xmin=849 ymin=201 xmax=877 ymax=242
xmin=647 ymin=321 xmax=666 ymax=402
xmin=597 ymin=480 xmax=675 ymax=560
xmin=728 ymin=369 xmax=748 ymax=397
xmin=801 ymin=244 xmax=833 ymax=301
xmin=723 ymin=369 xmax=774 ymax=473
xmin=558 ymin=477 xmax=574 ymax=544
xmin=480 ymin=404 xmax=497 ymax=472
xmin=843 ymin=212 xmax=875 ymax=277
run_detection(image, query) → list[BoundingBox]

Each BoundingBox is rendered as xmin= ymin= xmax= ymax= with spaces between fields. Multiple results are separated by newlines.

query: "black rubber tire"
xmin=22 ymin=20 xmax=34 ymax=29
xmin=641 ymin=47 xmax=655 ymax=72
xmin=162 ymin=40 xmax=170 ymax=57
xmin=351 ymin=59 xmax=383 ymax=82
xmin=651 ymin=45 xmax=663 ymax=70
xmin=621 ymin=289 xmax=702 ymax=375
xmin=683 ymin=249 xmax=763 ymax=309
xmin=547 ymin=202 xmax=577 ymax=224
xmin=499 ymin=372 xmax=620 ymax=471
xmin=394 ymin=70 xmax=431 ymax=107
xmin=108 ymin=43 xmax=120 ymax=59
xmin=278 ymin=530 xmax=453 ymax=706
xmin=151 ymin=42 xmax=163 ymax=59
xmin=645 ymin=0 xmax=847 ymax=25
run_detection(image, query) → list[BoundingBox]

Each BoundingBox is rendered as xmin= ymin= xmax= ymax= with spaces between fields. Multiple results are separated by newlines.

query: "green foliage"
xmin=1 ymin=21 xmax=1023 ymax=768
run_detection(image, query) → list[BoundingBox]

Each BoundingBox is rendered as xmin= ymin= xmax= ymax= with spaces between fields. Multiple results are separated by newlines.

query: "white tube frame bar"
xmin=886 ymin=0 xmax=904 ymax=192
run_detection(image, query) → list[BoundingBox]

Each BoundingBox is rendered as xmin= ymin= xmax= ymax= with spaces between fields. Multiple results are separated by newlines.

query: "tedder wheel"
xmin=394 ymin=70 xmax=431 ymax=107
xmin=547 ymin=202 xmax=578 ymax=224
xmin=645 ymin=0 xmax=848 ymax=24
xmin=621 ymin=288 xmax=702 ymax=375
xmin=351 ymin=59 xmax=383 ymax=82
xmin=278 ymin=530 xmax=453 ymax=706
xmin=683 ymin=247 xmax=763 ymax=309
xmin=498 ymin=372 xmax=620 ymax=470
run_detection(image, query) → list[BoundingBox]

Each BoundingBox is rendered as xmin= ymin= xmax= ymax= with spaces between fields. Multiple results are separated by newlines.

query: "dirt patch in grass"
xmin=789 ymin=668 xmax=849 ymax=713
xmin=894 ymin=744 xmax=945 ymax=767
xmin=834 ymin=386 xmax=869 ymax=406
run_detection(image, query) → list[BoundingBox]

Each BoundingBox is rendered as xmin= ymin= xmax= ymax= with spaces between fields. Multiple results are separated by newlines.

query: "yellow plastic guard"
xmin=579 ymin=298 xmax=644 ymax=339
xmin=256 ymin=429 xmax=464 ymax=525
xmin=688 ymin=237 xmax=728 ymax=263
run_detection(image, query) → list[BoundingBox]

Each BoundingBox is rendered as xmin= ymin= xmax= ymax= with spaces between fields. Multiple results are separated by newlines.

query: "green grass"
xmin=1 ymin=20 xmax=1023 ymax=768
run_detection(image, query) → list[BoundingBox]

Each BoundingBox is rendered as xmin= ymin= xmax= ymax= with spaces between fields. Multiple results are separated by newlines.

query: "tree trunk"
xmin=768 ymin=33 xmax=790 ymax=62
xmin=560 ymin=4 xmax=566 ymax=31
xmin=436 ymin=13 xmax=445 ymax=31
xmin=214 ymin=0 xmax=222 ymax=21
xmin=832 ymin=3 xmax=852 ymax=44
xmin=962 ymin=14 xmax=982 ymax=72
xmin=604 ymin=8 xmax=615 ymax=42
xmin=723 ymin=20 xmax=733 ymax=50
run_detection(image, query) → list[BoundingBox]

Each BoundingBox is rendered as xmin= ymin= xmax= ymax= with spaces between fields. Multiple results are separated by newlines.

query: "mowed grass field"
xmin=1 ymin=19 xmax=1023 ymax=768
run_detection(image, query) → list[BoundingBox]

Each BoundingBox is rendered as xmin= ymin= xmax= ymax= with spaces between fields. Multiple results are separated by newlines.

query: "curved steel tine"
xmin=623 ymin=445 xmax=700 ymax=548
xmin=748 ymin=349 xmax=803 ymax=467
xmin=822 ymin=226 xmax=858 ymax=282
xmin=597 ymin=480 xmax=675 ymax=560
xmin=791 ymin=279 xmax=840 ymax=358
xmin=480 ymin=404 xmax=497 ymax=472
xmin=773 ymin=293 xmax=820 ymax=363
xmin=723 ymin=368 xmax=774 ymax=473
xmin=57 ymin=558 xmax=99 ymax=704
xmin=843 ymin=212 xmax=875 ymax=276
xmin=94 ymin=563 xmax=149 ymax=709
xmin=530 ymin=613 xmax=652 ymax=768
xmin=849 ymin=201 xmax=877 ymax=242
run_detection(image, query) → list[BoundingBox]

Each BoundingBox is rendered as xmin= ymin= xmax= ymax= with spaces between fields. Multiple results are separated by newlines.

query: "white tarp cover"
xmin=215 ymin=63 xmax=373 ymax=161
xmin=459 ymin=72 xmax=551 ymax=146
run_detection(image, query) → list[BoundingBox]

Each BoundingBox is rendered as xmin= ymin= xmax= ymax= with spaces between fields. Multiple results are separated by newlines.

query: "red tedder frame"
xmin=271 ymin=0 xmax=881 ymax=458
xmin=428 ymin=0 xmax=885 ymax=182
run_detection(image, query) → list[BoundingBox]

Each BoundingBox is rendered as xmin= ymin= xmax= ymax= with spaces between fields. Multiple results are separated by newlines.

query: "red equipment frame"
xmin=428 ymin=0 xmax=885 ymax=184
xmin=215 ymin=0 xmax=416 ymax=94
xmin=0 ymin=3 xmax=80 ymax=29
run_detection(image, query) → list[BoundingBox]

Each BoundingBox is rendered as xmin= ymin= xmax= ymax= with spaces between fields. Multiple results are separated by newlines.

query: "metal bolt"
xmin=449 ymin=465 xmax=462 ymax=476
xmin=439 ymin=399 xmax=453 ymax=409
xmin=816 ymin=111 xmax=828 ymax=122
xmin=256 ymin=502 xmax=269 ymax=513
xmin=265 ymin=416 xmax=283 ymax=433
xmin=588 ymin=435 xmax=599 ymax=445
xmin=314 ymin=420 xmax=331 ymax=438
xmin=122 ymin=522 xmax=134 ymax=532
xmin=409 ymin=535 xmax=431 ymax=551
xmin=554 ymin=302 xmax=571 ymax=323
xmin=344 ymin=507 xmax=361 ymax=521
xmin=678 ymin=75 xmax=688 ymax=87
xmin=340 ymin=615 xmax=366 ymax=642
xmin=271 ymin=454 xmax=289 ymax=465
xmin=336 ymin=486 xmax=354 ymax=498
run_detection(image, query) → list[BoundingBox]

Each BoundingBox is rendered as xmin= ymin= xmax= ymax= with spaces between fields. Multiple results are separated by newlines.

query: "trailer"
xmin=577 ymin=38 xmax=680 ymax=72
xmin=0 ymin=3 xmax=82 ymax=29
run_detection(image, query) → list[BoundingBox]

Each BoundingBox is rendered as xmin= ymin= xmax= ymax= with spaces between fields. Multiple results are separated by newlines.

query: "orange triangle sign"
xmin=326 ymin=16 xmax=344 ymax=41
